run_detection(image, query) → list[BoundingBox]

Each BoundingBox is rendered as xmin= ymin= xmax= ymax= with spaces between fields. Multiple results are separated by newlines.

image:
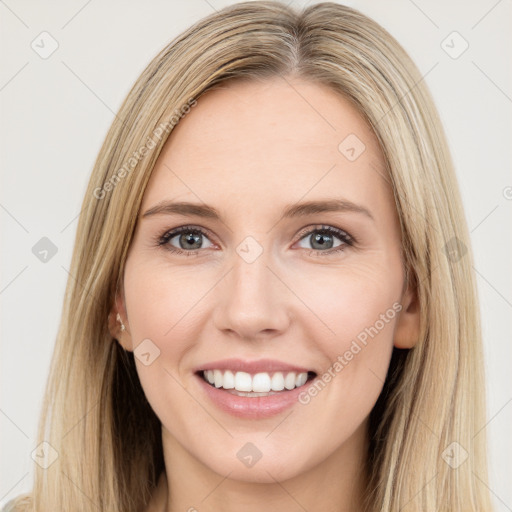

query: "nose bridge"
xmin=213 ymin=238 xmax=289 ymax=338
xmin=233 ymin=244 xmax=271 ymax=301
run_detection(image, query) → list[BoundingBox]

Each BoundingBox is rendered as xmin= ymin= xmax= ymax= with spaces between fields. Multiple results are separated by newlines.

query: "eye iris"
xmin=311 ymin=232 xmax=333 ymax=250
xmin=180 ymin=232 xmax=202 ymax=250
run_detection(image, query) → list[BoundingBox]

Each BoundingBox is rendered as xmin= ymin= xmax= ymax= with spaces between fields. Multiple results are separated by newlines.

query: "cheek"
xmin=124 ymin=259 xmax=214 ymax=347
xmin=123 ymin=260 xmax=212 ymax=434
xmin=290 ymin=258 xmax=402 ymax=407
xmin=122 ymin=259 xmax=209 ymax=403
xmin=292 ymin=257 xmax=402 ymax=345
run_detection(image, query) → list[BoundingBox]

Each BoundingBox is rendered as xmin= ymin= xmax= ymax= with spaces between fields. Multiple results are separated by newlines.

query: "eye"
xmin=155 ymin=224 xmax=355 ymax=257
xmin=295 ymin=225 xmax=354 ymax=255
xmin=157 ymin=226 xmax=214 ymax=255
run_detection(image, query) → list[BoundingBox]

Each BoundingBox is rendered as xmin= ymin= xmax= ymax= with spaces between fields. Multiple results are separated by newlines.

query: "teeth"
xmin=271 ymin=372 xmax=285 ymax=391
xmin=202 ymin=370 xmax=310 ymax=392
xmin=222 ymin=370 xmax=235 ymax=389
xmin=284 ymin=372 xmax=296 ymax=390
xmin=252 ymin=373 xmax=271 ymax=392
xmin=214 ymin=369 xmax=223 ymax=388
xmin=296 ymin=372 xmax=307 ymax=387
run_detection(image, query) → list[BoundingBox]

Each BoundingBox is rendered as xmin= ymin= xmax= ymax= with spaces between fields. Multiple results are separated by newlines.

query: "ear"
xmin=394 ymin=271 xmax=420 ymax=349
xmin=108 ymin=288 xmax=134 ymax=352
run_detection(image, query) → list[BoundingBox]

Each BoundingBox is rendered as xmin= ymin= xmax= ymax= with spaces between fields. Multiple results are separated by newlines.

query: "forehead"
xmin=142 ymin=77 xmax=390 ymax=218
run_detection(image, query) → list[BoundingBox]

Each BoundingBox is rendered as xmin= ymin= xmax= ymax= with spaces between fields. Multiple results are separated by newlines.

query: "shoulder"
xmin=1 ymin=499 xmax=16 ymax=512
xmin=1 ymin=495 xmax=31 ymax=512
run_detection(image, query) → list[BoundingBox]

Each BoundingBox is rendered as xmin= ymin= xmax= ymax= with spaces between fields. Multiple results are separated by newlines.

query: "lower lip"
xmin=195 ymin=373 xmax=311 ymax=419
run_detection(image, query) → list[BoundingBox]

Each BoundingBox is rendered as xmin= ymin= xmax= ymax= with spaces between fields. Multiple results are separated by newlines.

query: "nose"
xmin=212 ymin=246 xmax=290 ymax=341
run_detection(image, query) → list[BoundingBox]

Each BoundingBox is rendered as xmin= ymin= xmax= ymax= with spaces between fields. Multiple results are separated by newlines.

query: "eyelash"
xmin=155 ymin=224 xmax=356 ymax=257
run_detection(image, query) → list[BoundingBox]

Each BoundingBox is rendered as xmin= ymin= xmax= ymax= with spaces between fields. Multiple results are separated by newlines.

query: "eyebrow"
xmin=141 ymin=198 xmax=374 ymax=222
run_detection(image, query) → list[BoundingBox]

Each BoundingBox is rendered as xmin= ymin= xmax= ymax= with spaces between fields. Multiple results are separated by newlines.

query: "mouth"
xmin=196 ymin=369 xmax=317 ymax=397
xmin=193 ymin=358 xmax=319 ymax=418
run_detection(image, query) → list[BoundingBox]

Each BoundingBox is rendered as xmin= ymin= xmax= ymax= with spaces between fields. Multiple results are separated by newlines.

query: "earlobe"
xmin=108 ymin=291 xmax=134 ymax=352
xmin=393 ymin=276 xmax=420 ymax=349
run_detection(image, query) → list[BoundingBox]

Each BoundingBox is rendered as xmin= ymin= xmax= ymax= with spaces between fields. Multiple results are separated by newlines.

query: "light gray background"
xmin=1 ymin=0 xmax=511 ymax=509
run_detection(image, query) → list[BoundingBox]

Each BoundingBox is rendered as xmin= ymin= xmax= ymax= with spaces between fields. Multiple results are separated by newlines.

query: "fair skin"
xmin=109 ymin=75 xmax=420 ymax=512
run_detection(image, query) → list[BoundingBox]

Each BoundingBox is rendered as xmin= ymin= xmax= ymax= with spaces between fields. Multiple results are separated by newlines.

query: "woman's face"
xmin=113 ymin=76 xmax=418 ymax=483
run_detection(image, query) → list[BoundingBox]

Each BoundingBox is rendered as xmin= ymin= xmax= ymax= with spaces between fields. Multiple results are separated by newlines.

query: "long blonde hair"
xmin=9 ymin=2 xmax=492 ymax=511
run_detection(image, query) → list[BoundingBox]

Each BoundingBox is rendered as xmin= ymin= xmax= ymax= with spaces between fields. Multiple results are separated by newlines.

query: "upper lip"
xmin=194 ymin=358 xmax=315 ymax=375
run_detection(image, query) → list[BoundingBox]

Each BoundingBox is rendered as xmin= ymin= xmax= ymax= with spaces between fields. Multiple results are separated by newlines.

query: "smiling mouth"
xmin=196 ymin=369 xmax=317 ymax=397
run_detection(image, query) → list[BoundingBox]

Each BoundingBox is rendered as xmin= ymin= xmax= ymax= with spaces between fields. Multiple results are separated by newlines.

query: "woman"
xmin=4 ymin=1 xmax=492 ymax=511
